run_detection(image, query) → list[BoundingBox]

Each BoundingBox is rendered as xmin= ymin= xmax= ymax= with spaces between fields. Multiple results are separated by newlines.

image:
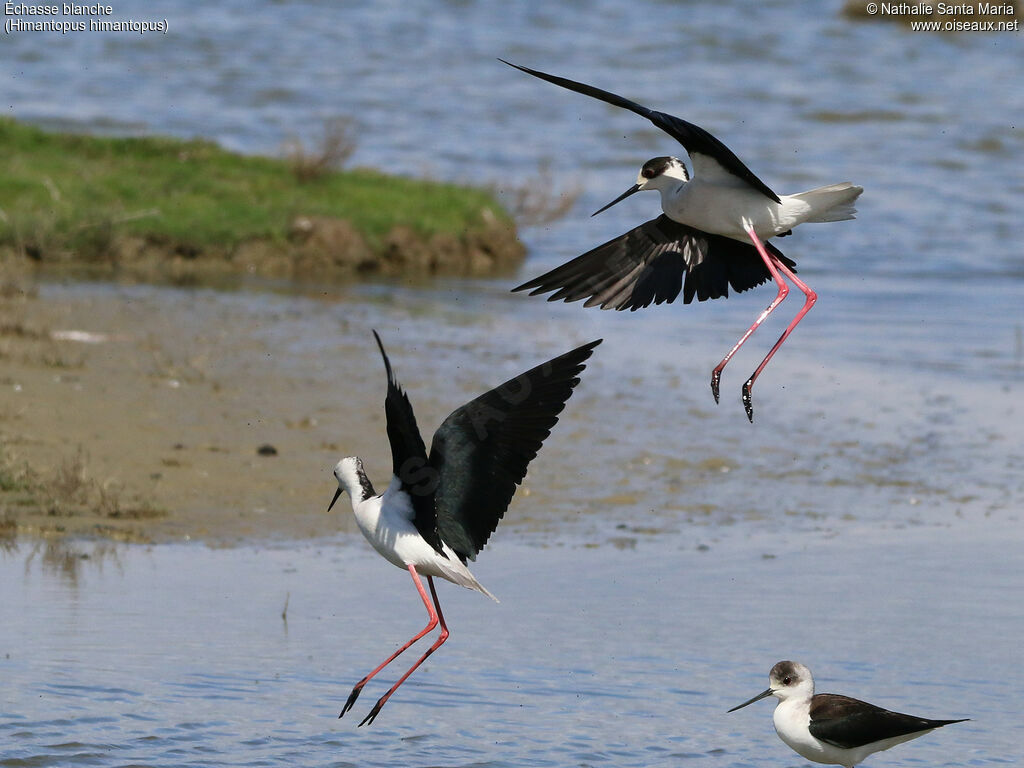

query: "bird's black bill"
xmin=327 ymin=487 xmax=343 ymax=512
xmin=727 ymin=687 xmax=774 ymax=712
xmin=592 ymin=183 xmax=641 ymax=216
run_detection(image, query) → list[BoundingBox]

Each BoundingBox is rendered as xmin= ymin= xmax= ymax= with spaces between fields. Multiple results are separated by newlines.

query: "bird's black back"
xmin=427 ymin=340 xmax=601 ymax=563
xmin=808 ymin=693 xmax=968 ymax=749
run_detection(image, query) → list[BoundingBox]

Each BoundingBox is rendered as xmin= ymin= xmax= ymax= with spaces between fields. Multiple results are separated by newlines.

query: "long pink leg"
xmin=357 ymin=573 xmax=450 ymax=727
xmin=339 ymin=565 xmax=441 ymax=720
xmin=710 ymin=227 xmax=790 ymax=405
xmin=740 ymin=229 xmax=817 ymax=422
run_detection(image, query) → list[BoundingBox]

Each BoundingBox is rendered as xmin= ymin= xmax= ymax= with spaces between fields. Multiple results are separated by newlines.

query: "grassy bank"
xmin=0 ymin=118 xmax=523 ymax=281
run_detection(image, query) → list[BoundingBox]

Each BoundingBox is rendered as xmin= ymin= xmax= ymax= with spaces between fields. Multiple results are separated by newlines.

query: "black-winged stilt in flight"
xmin=329 ymin=331 xmax=601 ymax=725
xmin=728 ymin=660 xmax=967 ymax=767
xmin=502 ymin=60 xmax=863 ymax=421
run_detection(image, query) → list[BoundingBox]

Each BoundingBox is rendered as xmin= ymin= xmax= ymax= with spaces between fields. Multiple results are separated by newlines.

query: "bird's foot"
xmin=710 ymin=370 xmax=722 ymax=404
xmin=338 ymin=684 xmax=363 ymax=719
xmin=741 ymin=380 xmax=754 ymax=423
xmin=358 ymin=695 xmax=388 ymax=727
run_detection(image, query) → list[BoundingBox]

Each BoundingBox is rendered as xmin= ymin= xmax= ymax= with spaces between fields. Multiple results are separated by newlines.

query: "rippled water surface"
xmin=3 ymin=526 xmax=1021 ymax=767
xmin=3 ymin=1 xmax=1023 ymax=766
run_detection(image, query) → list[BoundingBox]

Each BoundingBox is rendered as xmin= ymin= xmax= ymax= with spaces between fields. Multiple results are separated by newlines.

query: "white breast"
xmin=773 ymin=700 xmax=833 ymax=764
xmin=350 ymin=484 xmax=496 ymax=599
xmin=662 ymin=179 xmax=785 ymax=241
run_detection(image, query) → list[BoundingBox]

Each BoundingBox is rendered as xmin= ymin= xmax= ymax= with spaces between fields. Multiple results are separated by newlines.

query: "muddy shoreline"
xmin=4 ymin=261 xmax=1019 ymax=547
xmin=0 ymin=269 xmax=388 ymax=544
xmin=1 ymin=215 xmax=525 ymax=287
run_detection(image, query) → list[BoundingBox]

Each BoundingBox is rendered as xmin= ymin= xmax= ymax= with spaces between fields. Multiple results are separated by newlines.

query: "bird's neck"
xmin=339 ymin=461 xmax=376 ymax=503
xmin=775 ymin=695 xmax=812 ymax=725
xmin=653 ymin=180 xmax=689 ymax=216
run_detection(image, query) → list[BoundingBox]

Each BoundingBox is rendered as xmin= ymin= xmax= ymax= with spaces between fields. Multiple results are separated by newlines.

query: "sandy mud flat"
xmin=0 ymin=277 xmax=384 ymax=543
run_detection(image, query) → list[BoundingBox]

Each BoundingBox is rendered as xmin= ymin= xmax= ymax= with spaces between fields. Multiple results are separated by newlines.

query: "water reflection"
xmin=18 ymin=539 xmax=123 ymax=585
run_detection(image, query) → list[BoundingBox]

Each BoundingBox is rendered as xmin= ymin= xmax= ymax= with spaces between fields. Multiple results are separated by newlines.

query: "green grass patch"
xmin=0 ymin=118 xmax=515 ymax=265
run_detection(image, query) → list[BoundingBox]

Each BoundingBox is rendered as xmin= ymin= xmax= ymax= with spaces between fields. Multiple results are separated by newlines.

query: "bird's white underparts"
xmin=329 ymin=330 xmax=601 ymax=725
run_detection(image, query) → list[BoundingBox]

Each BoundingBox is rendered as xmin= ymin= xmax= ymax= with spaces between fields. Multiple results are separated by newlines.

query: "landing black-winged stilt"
xmin=503 ymin=60 xmax=863 ymax=422
xmin=728 ymin=661 xmax=968 ymax=767
xmin=329 ymin=331 xmax=601 ymax=725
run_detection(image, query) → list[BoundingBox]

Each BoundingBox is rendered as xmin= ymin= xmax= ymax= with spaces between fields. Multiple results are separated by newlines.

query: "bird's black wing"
xmin=808 ymin=694 xmax=968 ymax=750
xmin=513 ymin=216 xmax=690 ymax=310
xmin=427 ymin=340 xmax=601 ymax=563
xmin=501 ymin=60 xmax=780 ymax=204
xmin=512 ymin=215 xmax=796 ymax=310
xmin=685 ymin=231 xmax=796 ymax=302
xmin=372 ymin=331 xmax=443 ymax=554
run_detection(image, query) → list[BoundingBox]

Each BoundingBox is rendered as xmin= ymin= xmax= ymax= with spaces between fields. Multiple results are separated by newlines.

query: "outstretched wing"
xmin=427 ymin=340 xmax=602 ymax=562
xmin=372 ymin=331 xmax=442 ymax=553
xmin=808 ymin=694 xmax=967 ymax=749
xmin=512 ymin=215 xmax=796 ymax=310
xmin=501 ymin=60 xmax=780 ymax=204
xmin=684 ymin=231 xmax=796 ymax=302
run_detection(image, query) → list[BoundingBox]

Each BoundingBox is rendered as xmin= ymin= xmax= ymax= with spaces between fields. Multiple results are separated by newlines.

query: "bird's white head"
xmin=329 ymin=456 xmax=376 ymax=510
xmin=728 ymin=660 xmax=815 ymax=712
xmin=636 ymin=156 xmax=690 ymax=189
xmin=766 ymin=660 xmax=814 ymax=702
xmin=592 ymin=156 xmax=690 ymax=216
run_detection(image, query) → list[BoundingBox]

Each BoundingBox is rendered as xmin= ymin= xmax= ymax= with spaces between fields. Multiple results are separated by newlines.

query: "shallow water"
xmin=3 ymin=523 xmax=1021 ymax=767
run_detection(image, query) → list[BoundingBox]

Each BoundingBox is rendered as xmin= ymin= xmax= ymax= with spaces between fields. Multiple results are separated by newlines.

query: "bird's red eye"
xmin=642 ymin=168 xmax=655 ymax=179
xmin=783 ymin=677 xmax=792 ymax=685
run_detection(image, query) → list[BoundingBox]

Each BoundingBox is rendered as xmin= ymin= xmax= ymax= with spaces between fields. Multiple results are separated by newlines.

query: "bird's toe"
xmin=359 ymin=698 xmax=386 ymax=727
xmin=339 ymin=685 xmax=363 ymax=718
xmin=711 ymin=370 xmax=722 ymax=404
xmin=741 ymin=381 xmax=754 ymax=423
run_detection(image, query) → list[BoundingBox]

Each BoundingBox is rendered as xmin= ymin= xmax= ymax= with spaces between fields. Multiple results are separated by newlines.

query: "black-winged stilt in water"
xmin=728 ymin=661 xmax=967 ymax=767
xmin=329 ymin=331 xmax=601 ymax=725
xmin=502 ymin=60 xmax=863 ymax=421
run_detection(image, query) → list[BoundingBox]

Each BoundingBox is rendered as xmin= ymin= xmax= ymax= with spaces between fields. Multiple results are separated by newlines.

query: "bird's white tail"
xmin=439 ymin=555 xmax=500 ymax=602
xmin=456 ymin=571 xmax=499 ymax=602
xmin=469 ymin=579 xmax=499 ymax=603
xmin=790 ymin=182 xmax=863 ymax=223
